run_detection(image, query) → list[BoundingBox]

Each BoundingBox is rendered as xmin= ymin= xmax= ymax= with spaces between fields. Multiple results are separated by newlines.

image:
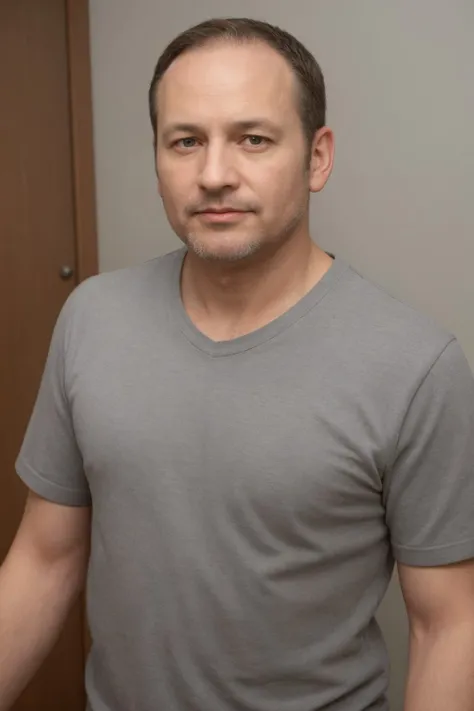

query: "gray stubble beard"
xmin=185 ymin=231 xmax=262 ymax=262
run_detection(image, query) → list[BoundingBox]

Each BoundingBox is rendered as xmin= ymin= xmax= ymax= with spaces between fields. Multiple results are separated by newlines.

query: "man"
xmin=1 ymin=16 xmax=473 ymax=711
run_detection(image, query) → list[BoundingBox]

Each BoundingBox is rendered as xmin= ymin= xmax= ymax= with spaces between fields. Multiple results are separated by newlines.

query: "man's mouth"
xmin=196 ymin=209 xmax=249 ymax=222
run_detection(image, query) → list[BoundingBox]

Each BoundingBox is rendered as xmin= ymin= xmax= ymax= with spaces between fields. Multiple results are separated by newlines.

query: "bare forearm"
xmin=0 ymin=550 xmax=85 ymax=711
xmin=404 ymin=624 xmax=474 ymax=711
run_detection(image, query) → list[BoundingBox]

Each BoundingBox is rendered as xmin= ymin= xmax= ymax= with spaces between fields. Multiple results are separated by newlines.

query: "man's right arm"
xmin=0 ymin=490 xmax=91 ymax=711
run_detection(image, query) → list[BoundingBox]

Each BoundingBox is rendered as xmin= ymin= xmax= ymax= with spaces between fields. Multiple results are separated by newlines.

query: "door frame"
xmin=65 ymin=0 xmax=97 ymax=662
xmin=66 ymin=0 xmax=98 ymax=282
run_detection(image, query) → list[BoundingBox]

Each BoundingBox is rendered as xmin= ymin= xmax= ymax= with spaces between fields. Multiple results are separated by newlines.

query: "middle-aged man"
xmin=1 ymin=17 xmax=474 ymax=711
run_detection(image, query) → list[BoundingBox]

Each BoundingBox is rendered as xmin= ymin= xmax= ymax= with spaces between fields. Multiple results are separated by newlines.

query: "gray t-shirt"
xmin=16 ymin=248 xmax=474 ymax=711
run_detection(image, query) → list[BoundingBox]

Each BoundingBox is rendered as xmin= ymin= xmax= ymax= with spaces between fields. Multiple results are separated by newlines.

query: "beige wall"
xmin=89 ymin=2 xmax=474 ymax=708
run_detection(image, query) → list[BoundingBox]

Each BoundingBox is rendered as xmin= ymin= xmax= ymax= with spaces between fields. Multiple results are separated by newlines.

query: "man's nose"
xmin=198 ymin=143 xmax=239 ymax=192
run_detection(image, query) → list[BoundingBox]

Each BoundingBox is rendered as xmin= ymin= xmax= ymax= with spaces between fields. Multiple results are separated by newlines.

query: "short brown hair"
xmin=148 ymin=17 xmax=326 ymax=152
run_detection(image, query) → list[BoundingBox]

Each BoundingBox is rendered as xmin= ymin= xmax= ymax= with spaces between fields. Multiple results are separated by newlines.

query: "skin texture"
xmin=399 ymin=560 xmax=474 ymax=711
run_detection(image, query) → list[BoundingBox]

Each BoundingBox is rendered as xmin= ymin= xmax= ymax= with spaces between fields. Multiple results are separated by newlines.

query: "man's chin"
xmin=185 ymin=235 xmax=262 ymax=263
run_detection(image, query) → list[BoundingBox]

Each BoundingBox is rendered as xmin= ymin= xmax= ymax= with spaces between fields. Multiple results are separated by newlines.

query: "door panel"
xmin=0 ymin=1 xmax=87 ymax=709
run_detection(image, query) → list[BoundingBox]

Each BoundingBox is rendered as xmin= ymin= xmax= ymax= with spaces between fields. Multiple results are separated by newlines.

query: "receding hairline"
xmin=149 ymin=21 xmax=326 ymax=160
xmin=152 ymin=36 xmax=302 ymax=126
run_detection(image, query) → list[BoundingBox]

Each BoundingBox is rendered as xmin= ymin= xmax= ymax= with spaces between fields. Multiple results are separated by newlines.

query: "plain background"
xmin=88 ymin=2 xmax=474 ymax=708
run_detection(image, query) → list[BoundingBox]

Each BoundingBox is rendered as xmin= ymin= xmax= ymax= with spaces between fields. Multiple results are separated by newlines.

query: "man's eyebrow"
xmin=232 ymin=119 xmax=282 ymax=133
xmin=162 ymin=123 xmax=200 ymax=140
xmin=161 ymin=119 xmax=282 ymax=140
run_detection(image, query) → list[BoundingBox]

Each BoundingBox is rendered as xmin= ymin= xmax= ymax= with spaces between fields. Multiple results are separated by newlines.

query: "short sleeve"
xmin=384 ymin=338 xmax=474 ymax=566
xmin=16 ymin=297 xmax=91 ymax=507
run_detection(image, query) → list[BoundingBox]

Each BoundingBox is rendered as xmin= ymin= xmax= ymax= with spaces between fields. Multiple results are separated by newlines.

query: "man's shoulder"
xmin=76 ymin=249 xmax=180 ymax=296
xmin=55 ymin=248 xmax=183 ymax=344
xmin=332 ymin=260 xmax=455 ymax=370
xmin=66 ymin=248 xmax=182 ymax=312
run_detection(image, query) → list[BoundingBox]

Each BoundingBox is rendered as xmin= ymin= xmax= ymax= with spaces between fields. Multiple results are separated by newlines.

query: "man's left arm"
xmin=399 ymin=559 xmax=474 ymax=711
xmin=384 ymin=337 xmax=474 ymax=707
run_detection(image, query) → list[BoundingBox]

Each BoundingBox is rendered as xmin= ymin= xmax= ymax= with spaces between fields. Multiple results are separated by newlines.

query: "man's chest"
xmin=68 ymin=342 xmax=388 ymax=540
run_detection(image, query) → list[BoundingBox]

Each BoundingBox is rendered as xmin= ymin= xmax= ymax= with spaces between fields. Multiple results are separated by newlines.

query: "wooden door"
xmin=0 ymin=1 xmax=97 ymax=709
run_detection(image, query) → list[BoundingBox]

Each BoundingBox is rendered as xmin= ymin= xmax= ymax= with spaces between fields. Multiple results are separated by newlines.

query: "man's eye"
xmin=244 ymin=135 xmax=268 ymax=146
xmin=175 ymin=137 xmax=197 ymax=149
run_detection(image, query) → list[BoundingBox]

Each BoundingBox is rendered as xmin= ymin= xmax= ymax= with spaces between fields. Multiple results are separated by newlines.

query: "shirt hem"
xmin=394 ymin=538 xmax=474 ymax=566
xmin=16 ymin=457 xmax=91 ymax=507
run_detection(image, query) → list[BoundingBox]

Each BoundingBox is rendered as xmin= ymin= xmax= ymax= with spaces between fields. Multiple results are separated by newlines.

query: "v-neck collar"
xmin=167 ymin=248 xmax=349 ymax=357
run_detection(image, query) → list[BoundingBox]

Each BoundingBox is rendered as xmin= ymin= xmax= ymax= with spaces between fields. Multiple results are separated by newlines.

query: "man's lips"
xmin=195 ymin=209 xmax=250 ymax=222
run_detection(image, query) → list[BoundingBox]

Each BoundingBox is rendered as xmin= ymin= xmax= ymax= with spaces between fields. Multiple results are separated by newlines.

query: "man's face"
xmin=155 ymin=41 xmax=316 ymax=262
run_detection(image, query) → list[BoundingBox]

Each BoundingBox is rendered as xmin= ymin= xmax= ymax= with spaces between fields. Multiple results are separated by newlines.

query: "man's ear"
xmin=309 ymin=126 xmax=335 ymax=193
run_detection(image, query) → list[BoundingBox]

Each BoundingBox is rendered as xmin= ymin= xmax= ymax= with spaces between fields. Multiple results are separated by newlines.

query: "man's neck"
xmin=180 ymin=236 xmax=334 ymax=342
